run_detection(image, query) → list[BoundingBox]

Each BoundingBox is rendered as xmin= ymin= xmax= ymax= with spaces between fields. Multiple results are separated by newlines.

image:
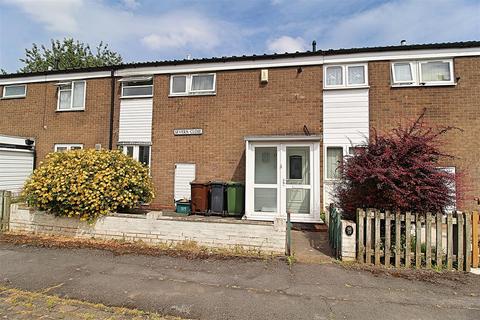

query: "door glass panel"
xmin=286 ymin=189 xmax=310 ymax=214
xmin=254 ymin=147 xmax=277 ymax=184
xmin=286 ymin=146 xmax=309 ymax=185
xmin=254 ymin=188 xmax=277 ymax=212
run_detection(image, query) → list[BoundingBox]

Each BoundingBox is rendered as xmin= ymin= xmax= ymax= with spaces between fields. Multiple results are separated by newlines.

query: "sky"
xmin=0 ymin=0 xmax=479 ymax=72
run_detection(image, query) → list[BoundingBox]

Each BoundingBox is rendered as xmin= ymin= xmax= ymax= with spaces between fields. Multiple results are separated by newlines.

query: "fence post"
xmin=1 ymin=191 xmax=11 ymax=232
xmin=426 ymin=212 xmax=432 ymax=269
xmin=365 ymin=209 xmax=373 ymax=265
xmin=446 ymin=213 xmax=453 ymax=271
xmin=405 ymin=212 xmax=411 ymax=268
xmin=374 ymin=210 xmax=381 ymax=266
xmin=415 ymin=214 xmax=422 ymax=268
xmin=436 ymin=213 xmax=443 ymax=268
xmin=395 ymin=211 xmax=401 ymax=268
xmin=457 ymin=213 xmax=464 ymax=271
xmin=472 ymin=211 xmax=479 ymax=269
xmin=465 ymin=212 xmax=472 ymax=272
xmin=357 ymin=209 xmax=365 ymax=263
xmin=385 ymin=211 xmax=391 ymax=267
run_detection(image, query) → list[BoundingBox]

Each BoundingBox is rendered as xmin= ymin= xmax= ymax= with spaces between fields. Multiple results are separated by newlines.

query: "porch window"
xmin=326 ymin=147 xmax=343 ymax=179
xmin=57 ymin=81 xmax=86 ymax=111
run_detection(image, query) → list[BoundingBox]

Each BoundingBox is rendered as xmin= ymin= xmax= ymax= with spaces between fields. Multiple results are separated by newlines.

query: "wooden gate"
xmin=0 ymin=190 xmax=11 ymax=232
xmin=328 ymin=205 xmax=342 ymax=259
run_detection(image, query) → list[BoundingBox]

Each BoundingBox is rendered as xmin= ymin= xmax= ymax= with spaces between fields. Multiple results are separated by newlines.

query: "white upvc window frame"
xmin=169 ymin=73 xmax=216 ymax=96
xmin=119 ymin=144 xmax=151 ymax=167
xmin=391 ymin=59 xmax=454 ymax=87
xmin=324 ymin=63 xmax=368 ymax=89
xmin=419 ymin=59 xmax=454 ymax=85
xmin=54 ymin=144 xmax=84 ymax=152
xmin=56 ymin=80 xmax=86 ymax=111
xmin=2 ymin=84 xmax=27 ymax=99
xmin=120 ymin=77 xmax=153 ymax=98
xmin=391 ymin=61 xmax=416 ymax=85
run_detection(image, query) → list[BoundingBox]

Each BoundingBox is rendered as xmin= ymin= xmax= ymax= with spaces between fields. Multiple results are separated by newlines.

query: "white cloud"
xmin=2 ymin=0 xmax=226 ymax=55
xmin=122 ymin=0 xmax=139 ymax=10
xmin=318 ymin=0 xmax=480 ymax=48
xmin=267 ymin=36 xmax=307 ymax=53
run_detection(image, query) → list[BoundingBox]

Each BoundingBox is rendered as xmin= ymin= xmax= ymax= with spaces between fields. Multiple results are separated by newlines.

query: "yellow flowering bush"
xmin=23 ymin=149 xmax=155 ymax=221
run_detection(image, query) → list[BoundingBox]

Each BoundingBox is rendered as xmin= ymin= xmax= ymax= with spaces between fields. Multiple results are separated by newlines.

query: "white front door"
xmin=246 ymin=141 xmax=320 ymax=223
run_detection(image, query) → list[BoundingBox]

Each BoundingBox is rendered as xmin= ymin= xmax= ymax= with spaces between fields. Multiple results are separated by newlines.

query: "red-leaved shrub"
xmin=335 ymin=112 xmax=458 ymax=220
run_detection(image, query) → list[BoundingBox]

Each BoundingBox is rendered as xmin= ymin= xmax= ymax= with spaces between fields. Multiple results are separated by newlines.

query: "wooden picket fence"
xmin=0 ymin=191 xmax=12 ymax=232
xmin=356 ymin=209 xmax=479 ymax=271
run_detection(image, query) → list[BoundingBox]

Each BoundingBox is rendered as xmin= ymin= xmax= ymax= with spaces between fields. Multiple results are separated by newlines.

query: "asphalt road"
xmin=0 ymin=243 xmax=479 ymax=320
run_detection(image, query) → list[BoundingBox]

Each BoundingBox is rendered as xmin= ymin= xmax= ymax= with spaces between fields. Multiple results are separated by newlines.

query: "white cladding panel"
xmin=323 ymin=89 xmax=369 ymax=145
xmin=118 ymin=98 xmax=153 ymax=143
xmin=0 ymin=149 xmax=34 ymax=194
xmin=174 ymin=163 xmax=196 ymax=202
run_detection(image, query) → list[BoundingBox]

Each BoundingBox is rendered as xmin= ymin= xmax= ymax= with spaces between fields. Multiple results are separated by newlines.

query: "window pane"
xmin=171 ymin=76 xmax=187 ymax=93
xmin=421 ymin=61 xmax=451 ymax=82
xmin=56 ymin=146 xmax=67 ymax=152
xmin=286 ymin=146 xmax=310 ymax=184
xmin=72 ymin=81 xmax=85 ymax=108
xmin=326 ymin=147 xmax=343 ymax=179
xmin=286 ymin=189 xmax=310 ymax=214
xmin=326 ymin=66 xmax=343 ymax=86
xmin=58 ymin=90 xmax=71 ymax=109
xmin=191 ymin=74 xmax=214 ymax=91
xmin=254 ymin=188 xmax=277 ymax=212
xmin=138 ymin=145 xmax=150 ymax=166
xmin=289 ymin=156 xmax=303 ymax=179
xmin=393 ymin=63 xmax=413 ymax=82
xmin=122 ymin=86 xmax=153 ymax=97
xmin=348 ymin=66 xmax=365 ymax=85
xmin=126 ymin=146 xmax=134 ymax=157
xmin=70 ymin=146 xmax=82 ymax=150
xmin=254 ymin=147 xmax=277 ymax=184
xmin=4 ymin=85 xmax=26 ymax=97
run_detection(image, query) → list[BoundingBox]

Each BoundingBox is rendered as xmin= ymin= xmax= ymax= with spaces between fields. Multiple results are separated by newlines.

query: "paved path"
xmin=0 ymin=243 xmax=479 ymax=320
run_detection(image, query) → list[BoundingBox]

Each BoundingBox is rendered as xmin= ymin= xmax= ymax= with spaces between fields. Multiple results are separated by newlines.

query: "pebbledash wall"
xmin=8 ymin=204 xmax=287 ymax=253
xmin=1 ymin=42 xmax=480 ymax=215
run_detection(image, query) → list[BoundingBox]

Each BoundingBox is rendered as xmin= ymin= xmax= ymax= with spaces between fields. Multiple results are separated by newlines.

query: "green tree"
xmin=19 ymin=38 xmax=123 ymax=73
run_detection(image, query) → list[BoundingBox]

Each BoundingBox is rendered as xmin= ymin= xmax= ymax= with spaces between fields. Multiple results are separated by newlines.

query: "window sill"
xmin=169 ymin=92 xmax=216 ymax=98
xmin=1 ymin=96 xmax=26 ymax=100
xmin=323 ymin=86 xmax=370 ymax=90
xmin=391 ymin=82 xmax=457 ymax=88
xmin=120 ymin=95 xmax=153 ymax=99
xmin=56 ymin=108 xmax=85 ymax=113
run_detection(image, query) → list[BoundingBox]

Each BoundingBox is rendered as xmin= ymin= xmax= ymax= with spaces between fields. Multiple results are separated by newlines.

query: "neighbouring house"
xmin=0 ymin=41 xmax=479 ymax=223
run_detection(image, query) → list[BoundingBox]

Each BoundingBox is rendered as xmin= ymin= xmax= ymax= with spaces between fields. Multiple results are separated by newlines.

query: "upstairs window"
xmin=391 ymin=59 xmax=454 ymax=86
xmin=2 ymin=84 xmax=27 ymax=98
xmin=170 ymin=73 xmax=216 ymax=96
xmin=324 ymin=64 xmax=368 ymax=89
xmin=57 ymin=80 xmax=86 ymax=111
xmin=120 ymin=76 xmax=153 ymax=98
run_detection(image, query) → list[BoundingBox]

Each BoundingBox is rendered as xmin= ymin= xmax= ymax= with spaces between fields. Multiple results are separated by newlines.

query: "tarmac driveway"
xmin=0 ymin=243 xmax=479 ymax=320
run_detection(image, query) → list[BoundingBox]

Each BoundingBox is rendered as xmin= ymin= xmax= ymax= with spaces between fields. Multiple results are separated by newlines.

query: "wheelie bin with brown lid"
xmin=190 ymin=181 xmax=209 ymax=214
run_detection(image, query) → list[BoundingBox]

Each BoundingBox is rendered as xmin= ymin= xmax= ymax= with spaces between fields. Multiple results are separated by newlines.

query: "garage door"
xmin=174 ymin=163 xmax=196 ymax=202
xmin=0 ymin=135 xmax=35 ymax=195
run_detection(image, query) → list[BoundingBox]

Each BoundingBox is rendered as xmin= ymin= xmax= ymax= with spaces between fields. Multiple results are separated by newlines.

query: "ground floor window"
xmin=119 ymin=145 xmax=151 ymax=166
xmin=326 ymin=147 xmax=343 ymax=179
xmin=54 ymin=144 xmax=83 ymax=152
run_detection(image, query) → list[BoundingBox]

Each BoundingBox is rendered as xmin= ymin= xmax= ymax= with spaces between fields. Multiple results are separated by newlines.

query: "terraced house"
xmin=1 ymin=41 xmax=479 ymax=223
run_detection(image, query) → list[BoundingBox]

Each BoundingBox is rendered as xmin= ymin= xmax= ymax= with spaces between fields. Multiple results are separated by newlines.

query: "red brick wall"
xmin=368 ymin=57 xmax=480 ymax=210
xmin=0 ymin=78 xmax=112 ymax=164
xmin=142 ymin=66 xmax=324 ymax=209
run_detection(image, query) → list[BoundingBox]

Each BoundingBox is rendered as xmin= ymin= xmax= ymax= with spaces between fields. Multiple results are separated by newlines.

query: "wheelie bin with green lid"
xmin=226 ymin=182 xmax=244 ymax=216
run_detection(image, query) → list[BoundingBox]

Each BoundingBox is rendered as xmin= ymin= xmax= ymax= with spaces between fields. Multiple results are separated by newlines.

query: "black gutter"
xmin=108 ymin=69 xmax=115 ymax=150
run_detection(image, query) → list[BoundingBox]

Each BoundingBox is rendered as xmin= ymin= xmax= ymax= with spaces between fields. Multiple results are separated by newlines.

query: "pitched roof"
xmin=1 ymin=41 xmax=479 ymax=79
